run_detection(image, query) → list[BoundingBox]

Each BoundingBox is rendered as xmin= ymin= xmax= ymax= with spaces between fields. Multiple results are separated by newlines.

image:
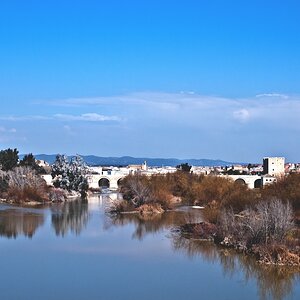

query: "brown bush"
xmin=109 ymin=199 xmax=135 ymax=214
xmin=252 ymin=244 xmax=300 ymax=266
xmin=191 ymin=176 xmax=258 ymax=218
xmin=119 ymin=172 xmax=258 ymax=215
xmin=222 ymin=183 xmax=258 ymax=212
xmin=262 ymin=173 xmax=300 ymax=211
xmin=119 ymin=174 xmax=174 ymax=210
xmin=165 ymin=172 xmax=204 ymax=203
xmin=7 ymin=185 xmax=49 ymax=203
xmin=48 ymin=188 xmax=67 ymax=202
xmin=203 ymin=200 xmax=221 ymax=223
xmin=138 ymin=203 xmax=164 ymax=215
xmin=218 ymin=199 xmax=294 ymax=247
xmin=120 ymin=174 xmax=152 ymax=206
xmin=148 ymin=175 xmax=173 ymax=209
xmin=6 ymin=167 xmax=49 ymax=203
xmin=193 ymin=176 xmax=233 ymax=205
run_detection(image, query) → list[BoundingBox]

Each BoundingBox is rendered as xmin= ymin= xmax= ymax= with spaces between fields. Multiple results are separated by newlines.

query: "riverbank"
xmin=0 ymin=189 xmax=83 ymax=205
xmin=173 ymin=221 xmax=300 ymax=266
xmin=108 ymin=196 xmax=182 ymax=217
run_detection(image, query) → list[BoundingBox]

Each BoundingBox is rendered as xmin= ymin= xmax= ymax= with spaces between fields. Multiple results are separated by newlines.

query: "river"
xmin=0 ymin=194 xmax=299 ymax=300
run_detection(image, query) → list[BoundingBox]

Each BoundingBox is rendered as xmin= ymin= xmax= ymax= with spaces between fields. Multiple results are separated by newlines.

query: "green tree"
xmin=51 ymin=154 xmax=89 ymax=198
xmin=20 ymin=153 xmax=35 ymax=167
xmin=0 ymin=148 xmax=19 ymax=171
xmin=176 ymin=163 xmax=192 ymax=172
xmin=20 ymin=153 xmax=45 ymax=174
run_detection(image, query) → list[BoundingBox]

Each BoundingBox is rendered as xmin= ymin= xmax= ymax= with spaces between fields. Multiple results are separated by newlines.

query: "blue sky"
xmin=0 ymin=0 xmax=299 ymax=162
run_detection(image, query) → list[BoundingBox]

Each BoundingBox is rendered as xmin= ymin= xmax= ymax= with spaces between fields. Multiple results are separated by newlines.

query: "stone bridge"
xmin=87 ymin=173 xmax=127 ymax=190
xmin=89 ymin=173 xmax=263 ymax=190
xmin=222 ymin=174 xmax=262 ymax=189
xmin=42 ymin=173 xmax=128 ymax=191
xmin=42 ymin=172 xmax=263 ymax=191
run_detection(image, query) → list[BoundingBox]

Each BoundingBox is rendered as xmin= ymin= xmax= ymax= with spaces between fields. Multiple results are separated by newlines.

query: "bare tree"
xmin=122 ymin=175 xmax=151 ymax=207
xmin=7 ymin=166 xmax=46 ymax=189
xmin=219 ymin=198 xmax=293 ymax=246
xmin=5 ymin=166 xmax=49 ymax=202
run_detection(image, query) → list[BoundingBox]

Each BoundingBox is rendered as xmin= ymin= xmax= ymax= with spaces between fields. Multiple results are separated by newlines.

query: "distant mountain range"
xmin=22 ymin=154 xmax=238 ymax=167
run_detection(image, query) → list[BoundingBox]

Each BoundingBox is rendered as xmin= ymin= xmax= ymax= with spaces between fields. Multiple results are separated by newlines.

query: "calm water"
xmin=0 ymin=194 xmax=299 ymax=300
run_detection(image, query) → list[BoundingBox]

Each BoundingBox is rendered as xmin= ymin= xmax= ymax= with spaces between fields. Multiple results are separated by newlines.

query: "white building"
xmin=261 ymin=175 xmax=277 ymax=186
xmin=263 ymin=157 xmax=285 ymax=176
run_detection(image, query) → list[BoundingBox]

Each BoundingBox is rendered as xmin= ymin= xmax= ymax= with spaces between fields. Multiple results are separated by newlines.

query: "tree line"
xmin=0 ymin=148 xmax=88 ymax=203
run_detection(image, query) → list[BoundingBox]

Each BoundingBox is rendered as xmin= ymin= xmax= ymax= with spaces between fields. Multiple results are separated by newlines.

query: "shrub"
xmin=119 ymin=172 xmax=258 ymax=215
xmin=0 ymin=148 xmax=19 ymax=171
xmin=120 ymin=174 xmax=152 ymax=207
xmin=120 ymin=174 xmax=174 ymax=209
xmin=48 ymin=188 xmax=67 ymax=202
xmin=218 ymin=198 xmax=294 ymax=247
xmin=51 ymin=154 xmax=89 ymax=198
xmin=262 ymin=173 xmax=300 ymax=211
xmin=6 ymin=166 xmax=49 ymax=203
xmin=108 ymin=199 xmax=135 ymax=214
xmin=203 ymin=200 xmax=221 ymax=223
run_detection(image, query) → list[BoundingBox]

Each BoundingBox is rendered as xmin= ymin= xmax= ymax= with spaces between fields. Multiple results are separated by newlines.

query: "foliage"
xmin=121 ymin=174 xmax=154 ymax=206
xmin=119 ymin=174 xmax=173 ymax=211
xmin=119 ymin=172 xmax=257 ymax=215
xmin=186 ymin=175 xmax=257 ymax=223
xmin=164 ymin=171 xmax=204 ymax=203
xmin=48 ymin=188 xmax=67 ymax=202
xmin=51 ymin=154 xmax=69 ymax=188
xmin=0 ymin=148 xmax=19 ymax=171
xmin=202 ymin=201 xmax=220 ymax=224
xmin=51 ymin=154 xmax=89 ymax=198
xmin=176 ymin=163 xmax=192 ymax=172
xmin=261 ymin=173 xmax=300 ymax=211
xmin=20 ymin=153 xmax=46 ymax=174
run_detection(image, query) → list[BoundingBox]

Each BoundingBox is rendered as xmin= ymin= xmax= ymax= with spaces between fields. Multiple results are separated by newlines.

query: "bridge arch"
xmin=254 ymin=179 xmax=262 ymax=188
xmin=117 ymin=178 xmax=123 ymax=187
xmin=98 ymin=177 xmax=110 ymax=189
xmin=235 ymin=178 xmax=246 ymax=185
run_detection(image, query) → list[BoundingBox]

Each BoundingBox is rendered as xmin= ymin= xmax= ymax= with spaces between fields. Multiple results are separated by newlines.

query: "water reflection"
xmin=105 ymin=207 xmax=204 ymax=240
xmin=0 ymin=200 xmax=90 ymax=238
xmin=171 ymin=232 xmax=300 ymax=300
xmin=51 ymin=199 xmax=89 ymax=236
xmin=0 ymin=198 xmax=299 ymax=300
xmin=0 ymin=208 xmax=44 ymax=238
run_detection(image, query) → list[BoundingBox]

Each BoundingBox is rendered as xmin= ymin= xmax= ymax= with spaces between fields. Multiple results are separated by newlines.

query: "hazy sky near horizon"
xmin=0 ymin=0 xmax=300 ymax=162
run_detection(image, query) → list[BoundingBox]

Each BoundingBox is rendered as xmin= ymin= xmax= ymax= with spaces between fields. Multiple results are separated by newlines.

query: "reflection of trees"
xmin=105 ymin=208 xmax=204 ymax=240
xmin=51 ymin=200 xmax=89 ymax=236
xmin=0 ymin=208 xmax=44 ymax=238
xmin=171 ymin=232 xmax=300 ymax=300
